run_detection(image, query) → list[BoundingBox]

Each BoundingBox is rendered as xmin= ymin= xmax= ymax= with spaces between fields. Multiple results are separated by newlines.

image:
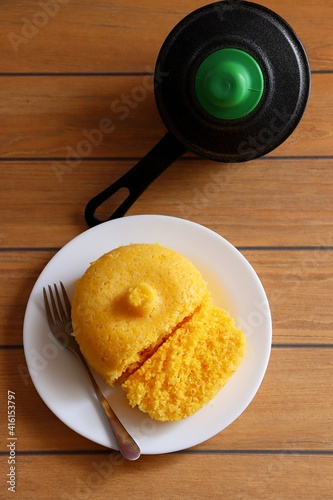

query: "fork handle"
xmin=79 ymin=355 xmax=141 ymax=460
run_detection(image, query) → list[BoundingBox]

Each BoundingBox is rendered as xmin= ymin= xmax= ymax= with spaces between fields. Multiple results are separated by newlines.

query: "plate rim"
xmin=23 ymin=214 xmax=272 ymax=454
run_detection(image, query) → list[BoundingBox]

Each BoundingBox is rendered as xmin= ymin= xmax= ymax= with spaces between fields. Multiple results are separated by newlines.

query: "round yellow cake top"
xmin=71 ymin=243 xmax=209 ymax=386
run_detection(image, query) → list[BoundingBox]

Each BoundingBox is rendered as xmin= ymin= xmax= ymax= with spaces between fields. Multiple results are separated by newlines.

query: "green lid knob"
xmin=195 ymin=48 xmax=264 ymax=120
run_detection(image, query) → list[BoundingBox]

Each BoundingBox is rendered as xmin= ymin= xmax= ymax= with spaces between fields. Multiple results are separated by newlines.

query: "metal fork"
xmin=43 ymin=282 xmax=141 ymax=461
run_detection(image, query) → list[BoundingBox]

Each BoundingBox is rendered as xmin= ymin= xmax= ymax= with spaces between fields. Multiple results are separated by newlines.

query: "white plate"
xmin=23 ymin=215 xmax=271 ymax=454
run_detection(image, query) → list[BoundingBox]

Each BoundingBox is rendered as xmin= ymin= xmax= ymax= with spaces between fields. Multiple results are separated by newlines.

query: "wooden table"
xmin=1 ymin=1 xmax=332 ymax=498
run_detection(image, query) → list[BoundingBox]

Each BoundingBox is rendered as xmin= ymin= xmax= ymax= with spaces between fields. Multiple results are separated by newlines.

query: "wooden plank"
xmin=2 ymin=0 xmax=332 ymax=72
xmin=1 ymin=347 xmax=332 ymax=452
xmin=0 ymin=252 xmax=55 ymax=346
xmin=1 ymin=249 xmax=333 ymax=346
xmin=8 ymin=453 xmax=333 ymax=499
xmin=0 ymin=1 xmax=331 ymax=498
xmin=0 ymin=74 xmax=331 ymax=158
xmin=1 ymin=159 xmax=333 ymax=248
xmin=244 ymin=251 xmax=333 ymax=345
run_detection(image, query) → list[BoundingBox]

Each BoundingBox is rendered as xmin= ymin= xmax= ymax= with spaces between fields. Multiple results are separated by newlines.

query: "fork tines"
xmin=43 ymin=282 xmax=71 ymax=328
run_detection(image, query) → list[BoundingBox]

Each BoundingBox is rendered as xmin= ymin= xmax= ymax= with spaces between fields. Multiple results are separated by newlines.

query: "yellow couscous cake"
xmin=122 ymin=300 xmax=246 ymax=421
xmin=71 ymin=243 xmax=210 ymax=386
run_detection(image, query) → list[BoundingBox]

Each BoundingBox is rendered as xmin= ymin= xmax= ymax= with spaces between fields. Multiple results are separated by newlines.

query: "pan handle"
xmin=84 ymin=132 xmax=187 ymax=227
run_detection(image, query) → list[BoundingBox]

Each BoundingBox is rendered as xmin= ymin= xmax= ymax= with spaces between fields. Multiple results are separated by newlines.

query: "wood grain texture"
xmin=0 ymin=74 xmax=332 ymax=158
xmin=2 ymin=0 xmax=333 ymax=72
xmin=1 ymin=348 xmax=332 ymax=453
xmin=1 ymin=159 xmax=333 ymax=248
xmin=8 ymin=454 xmax=333 ymax=500
xmin=1 ymin=250 xmax=332 ymax=346
xmin=0 ymin=0 xmax=332 ymax=498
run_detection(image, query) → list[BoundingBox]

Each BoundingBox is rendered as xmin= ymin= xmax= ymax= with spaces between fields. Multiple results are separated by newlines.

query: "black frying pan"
xmin=85 ymin=0 xmax=311 ymax=227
